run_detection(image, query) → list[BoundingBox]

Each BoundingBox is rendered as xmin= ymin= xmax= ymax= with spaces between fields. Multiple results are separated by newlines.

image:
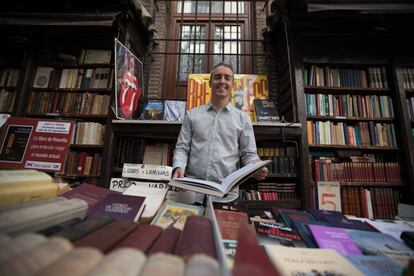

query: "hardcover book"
xmin=254 ymin=221 xmax=306 ymax=247
xmin=345 ymin=255 xmax=404 ymax=276
xmin=33 ymin=67 xmax=54 ymax=88
xmin=123 ymin=182 xmax=168 ymax=220
xmin=151 ymin=200 xmax=203 ymax=230
xmin=277 ymin=208 xmax=316 ymax=228
xmin=253 ymin=99 xmax=279 ymax=122
xmin=308 ymin=225 xmax=363 ymax=255
xmin=114 ymin=224 xmax=162 ymax=252
xmin=264 ymin=246 xmax=364 ymax=276
xmin=347 ymin=229 xmax=413 ymax=255
xmin=168 ymin=160 xmax=271 ymax=197
xmin=147 ymin=227 xmax=182 ymax=255
xmin=62 ymin=183 xmax=117 ymax=217
xmin=88 ymin=193 xmax=146 ymax=222
xmin=53 ymin=216 xmax=115 ymax=241
xmin=163 ymin=100 xmax=186 ymax=121
xmin=143 ymin=100 xmax=164 ymax=120
xmin=214 ymin=209 xmax=249 ymax=240
xmin=292 ymin=220 xmax=330 ymax=248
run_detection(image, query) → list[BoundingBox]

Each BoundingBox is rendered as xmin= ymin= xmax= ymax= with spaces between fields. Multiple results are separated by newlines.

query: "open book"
xmin=168 ymin=160 xmax=271 ymax=197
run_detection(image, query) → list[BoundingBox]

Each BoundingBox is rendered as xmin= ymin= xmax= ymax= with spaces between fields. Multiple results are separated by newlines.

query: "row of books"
xmin=143 ymin=143 xmax=174 ymax=167
xmin=0 ymin=68 xmax=19 ymax=87
xmin=341 ymin=186 xmax=399 ymax=220
xmin=239 ymin=183 xmax=297 ymax=201
xmin=306 ymin=93 xmax=394 ymax=118
xmin=311 ymin=159 xmax=401 ymax=182
xmin=71 ymin=122 xmax=105 ymax=145
xmin=216 ymin=207 xmax=412 ymax=275
xmin=63 ymin=152 xmax=102 ymax=177
xmin=257 ymin=145 xmax=296 ymax=157
xmin=26 ymin=91 xmax=110 ymax=115
xmin=78 ymin=49 xmax=112 ymax=65
xmin=303 ymin=65 xmax=388 ymax=89
xmin=114 ymin=137 xmax=146 ymax=166
xmin=307 ymin=120 xmax=397 ymax=147
xmin=401 ymin=67 xmax=414 ymax=89
xmin=261 ymin=156 xmax=296 ymax=176
xmin=0 ymin=90 xmax=15 ymax=113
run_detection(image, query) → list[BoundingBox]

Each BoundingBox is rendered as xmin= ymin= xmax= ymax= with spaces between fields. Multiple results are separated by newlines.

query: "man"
xmin=172 ymin=63 xmax=268 ymax=200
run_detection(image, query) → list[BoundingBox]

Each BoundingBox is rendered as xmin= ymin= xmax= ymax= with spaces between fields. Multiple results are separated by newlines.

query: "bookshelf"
xmin=266 ymin=3 xmax=414 ymax=213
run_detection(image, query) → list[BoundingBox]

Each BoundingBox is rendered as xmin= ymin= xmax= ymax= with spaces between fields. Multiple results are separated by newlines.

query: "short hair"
xmin=210 ymin=62 xmax=234 ymax=81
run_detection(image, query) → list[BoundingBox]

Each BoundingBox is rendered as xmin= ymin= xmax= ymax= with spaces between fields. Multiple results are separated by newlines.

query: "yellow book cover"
xmin=186 ymin=74 xmax=269 ymax=122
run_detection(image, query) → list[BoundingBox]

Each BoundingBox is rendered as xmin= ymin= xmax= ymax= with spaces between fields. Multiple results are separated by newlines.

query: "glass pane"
xmin=177 ymin=25 xmax=206 ymax=81
xmin=214 ymin=25 xmax=241 ymax=73
xmin=177 ymin=1 xmax=244 ymax=14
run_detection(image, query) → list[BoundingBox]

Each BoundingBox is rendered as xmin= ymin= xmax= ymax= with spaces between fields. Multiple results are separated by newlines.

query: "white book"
xmin=168 ymin=160 xmax=271 ymax=197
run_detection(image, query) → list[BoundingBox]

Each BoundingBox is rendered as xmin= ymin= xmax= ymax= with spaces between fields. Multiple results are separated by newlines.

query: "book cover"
xmin=88 ymin=193 xmax=146 ymax=222
xmin=264 ymin=246 xmax=364 ymax=276
xmin=347 ymin=229 xmax=413 ymax=255
xmin=254 ymin=221 xmax=306 ymax=247
xmin=175 ymin=215 xmax=216 ymax=259
xmin=122 ymin=182 xmax=168 ymax=220
xmin=345 ymin=255 xmax=403 ymax=276
xmin=232 ymin=223 xmax=281 ymax=276
xmin=277 ymin=209 xmax=316 ymax=228
xmin=214 ymin=209 xmax=249 ymax=240
xmin=187 ymin=74 xmax=269 ymax=122
xmin=114 ymin=224 xmax=162 ymax=252
xmin=62 ymin=183 xmax=117 ymax=217
xmin=292 ymin=220 xmax=330 ymax=248
xmin=143 ymin=100 xmax=164 ymax=120
xmin=317 ymin=181 xmax=342 ymax=212
xmin=163 ymin=100 xmax=186 ymax=121
xmin=148 ymin=227 xmax=182 ymax=255
xmin=151 ymin=200 xmax=203 ymax=230
xmin=308 ymin=225 xmax=363 ymax=255
xmin=365 ymin=220 xmax=414 ymax=242
xmin=168 ymin=160 xmax=271 ymax=197
xmin=253 ymin=99 xmax=279 ymax=122
xmin=33 ymin=67 xmax=54 ymax=88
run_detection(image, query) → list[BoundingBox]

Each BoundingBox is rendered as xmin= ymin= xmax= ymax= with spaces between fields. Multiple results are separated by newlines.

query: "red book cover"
xmin=74 ymin=220 xmax=138 ymax=253
xmin=233 ymin=223 xmax=280 ymax=276
xmin=175 ymin=216 xmax=216 ymax=259
xmin=214 ymin=209 xmax=249 ymax=240
xmin=114 ymin=224 xmax=162 ymax=252
xmin=147 ymin=227 xmax=182 ymax=255
xmin=77 ymin=152 xmax=88 ymax=175
xmin=62 ymin=183 xmax=117 ymax=217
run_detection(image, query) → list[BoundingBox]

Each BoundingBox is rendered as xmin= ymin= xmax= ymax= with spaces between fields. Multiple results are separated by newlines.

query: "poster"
xmin=186 ymin=74 xmax=269 ymax=121
xmin=317 ymin=181 xmax=342 ymax=212
xmin=0 ymin=118 xmax=74 ymax=173
xmin=114 ymin=38 xmax=144 ymax=120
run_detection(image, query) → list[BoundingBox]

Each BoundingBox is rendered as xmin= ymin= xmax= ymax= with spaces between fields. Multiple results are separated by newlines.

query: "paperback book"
xmin=168 ymin=160 xmax=271 ymax=197
xmin=151 ymin=200 xmax=203 ymax=230
xmin=254 ymin=221 xmax=306 ymax=247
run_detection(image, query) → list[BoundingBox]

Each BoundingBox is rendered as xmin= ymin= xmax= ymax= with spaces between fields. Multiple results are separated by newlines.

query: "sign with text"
xmin=0 ymin=118 xmax=74 ymax=173
xmin=122 ymin=164 xmax=172 ymax=181
xmin=186 ymin=74 xmax=269 ymax=122
xmin=317 ymin=181 xmax=342 ymax=212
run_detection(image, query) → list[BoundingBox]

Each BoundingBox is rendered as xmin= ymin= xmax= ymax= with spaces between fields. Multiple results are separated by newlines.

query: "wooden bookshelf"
xmin=308 ymin=144 xmax=399 ymax=151
xmin=304 ymin=85 xmax=390 ymax=95
xmin=307 ymin=116 xmax=394 ymax=122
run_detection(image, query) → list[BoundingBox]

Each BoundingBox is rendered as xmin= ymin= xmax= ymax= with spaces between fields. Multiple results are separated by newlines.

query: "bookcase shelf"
xmin=304 ymin=86 xmax=390 ymax=95
xmin=267 ymin=173 xmax=297 ymax=178
xmin=308 ymin=144 xmax=399 ymax=151
xmin=237 ymin=199 xmax=301 ymax=209
xmin=37 ymin=63 xmax=114 ymax=69
xmin=307 ymin=116 xmax=394 ymax=122
xmin=31 ymin=87 xmax=112 ymax=94
xmin=26 ymin=113 xmax=108 ymax=120
xmin=70 ymin=144 xmax=104 ymax=149
xmin=339 ymin=182 xmax=405 ymax=187
xmin=0 ymin=86 xmax=17 ymax=91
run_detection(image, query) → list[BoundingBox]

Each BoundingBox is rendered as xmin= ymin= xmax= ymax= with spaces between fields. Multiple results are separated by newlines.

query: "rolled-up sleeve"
xmin=173 ymin=112 xmax=192 ymax=171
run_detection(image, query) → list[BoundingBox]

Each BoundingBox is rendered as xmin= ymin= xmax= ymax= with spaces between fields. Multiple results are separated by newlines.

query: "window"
xmin=158 ymin=0 xmax=256 ymax=99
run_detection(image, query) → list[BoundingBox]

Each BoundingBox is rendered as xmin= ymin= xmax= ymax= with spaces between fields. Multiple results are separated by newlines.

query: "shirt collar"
xmin=207 ymin=101 xmax=232 ymax=112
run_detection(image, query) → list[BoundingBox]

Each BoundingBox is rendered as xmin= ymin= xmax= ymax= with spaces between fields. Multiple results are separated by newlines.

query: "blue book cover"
xmin=345 ymin=255 xmax=403 ymax=276
xmin=347 ymin=229 xmax=413 ymax=255
xmin=292 ymin=220 xmax=330 ymax=248
xmin=277 ymin=209 xmax=316 ymax=228
xmin=143 ymin=100 xmax=164 ymax=120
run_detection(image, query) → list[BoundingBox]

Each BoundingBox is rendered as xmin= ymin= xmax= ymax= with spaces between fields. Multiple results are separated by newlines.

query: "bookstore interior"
xmin=1 ymin=0 xmax=414 ymax=275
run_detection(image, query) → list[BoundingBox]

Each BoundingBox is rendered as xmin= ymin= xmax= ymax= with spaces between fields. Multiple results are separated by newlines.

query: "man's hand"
xmin=253 ymin=166 xmax=268 ymax=181
xmin=173 ymin=167 xmax=185 ymax=179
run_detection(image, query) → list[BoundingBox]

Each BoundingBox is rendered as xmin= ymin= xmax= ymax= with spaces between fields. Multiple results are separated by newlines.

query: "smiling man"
xmin=172 ymin=63 xmax=268 ymax=202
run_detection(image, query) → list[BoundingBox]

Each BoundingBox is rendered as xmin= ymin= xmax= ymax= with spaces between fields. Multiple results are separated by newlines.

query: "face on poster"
xmin=0 ymin=118 xmax=73 ymax=173
xmin=114 ymin=38 xmax=144 ymax=119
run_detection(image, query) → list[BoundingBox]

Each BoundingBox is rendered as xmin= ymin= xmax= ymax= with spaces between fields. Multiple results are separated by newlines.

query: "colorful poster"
xmin=114 ymin=38 xmax=144 ymax=119
xmin=0 ymin=118 xmax=73 ymax=173
xmin=186 ymin=74 xmax=269 ymax=121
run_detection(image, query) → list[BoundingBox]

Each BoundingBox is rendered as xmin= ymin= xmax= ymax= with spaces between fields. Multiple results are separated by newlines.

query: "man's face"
xmin=210 ymin=65 xmax=234 ymax=100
